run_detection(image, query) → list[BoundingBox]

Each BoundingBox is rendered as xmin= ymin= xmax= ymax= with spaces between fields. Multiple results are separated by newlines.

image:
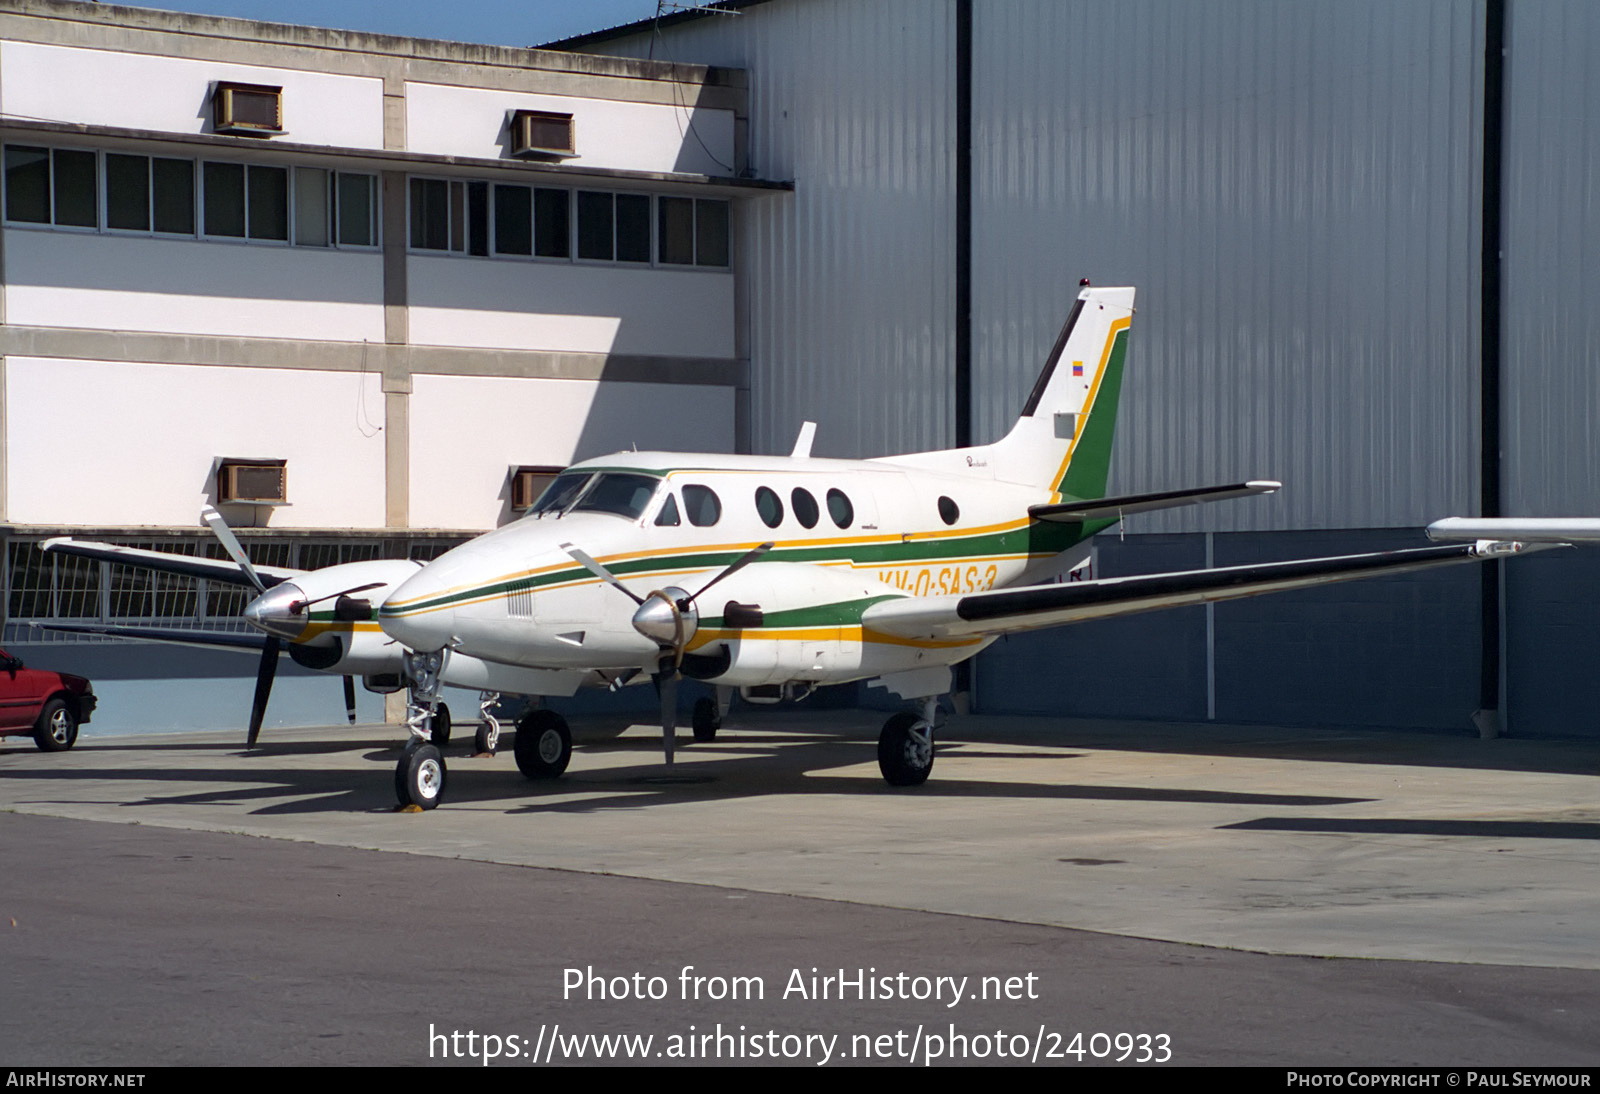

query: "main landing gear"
xmin=877 ymin=697 xmax=938 ymax=787
xmin=514 ymin=708 xmax=572 ymax=779
xmin=473 ymin=691 xmax=502 ymax=755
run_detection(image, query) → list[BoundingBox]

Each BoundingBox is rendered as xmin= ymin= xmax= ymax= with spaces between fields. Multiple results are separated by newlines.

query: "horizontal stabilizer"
xmin=41 ymin=538 xmax=298 ymax=588
xmin=28 ymin=620 xmax=270 ymax=651
xmin=862 ymin=541 xmax=1539 ymax=640
xmin=1428 ymin=517 xmax=1600 ymax=544
xmin=1030 ymin=481 xmax=1281 ymax=523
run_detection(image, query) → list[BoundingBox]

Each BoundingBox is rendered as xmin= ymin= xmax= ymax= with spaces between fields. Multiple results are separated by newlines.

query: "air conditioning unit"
xmin=213 ymin=81 xmax=283 ymax=136
xmin=510 ymin=466 xmax=563 ymax=511
xmin=508 ymin=110 xmax=575 ymax=159
xmin=218 ymin=460 xmax=287 ymax=504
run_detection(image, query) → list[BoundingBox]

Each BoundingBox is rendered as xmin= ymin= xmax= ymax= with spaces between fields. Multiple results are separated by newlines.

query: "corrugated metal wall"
xmin=1500 ymin=0 xmax=1600 ymax=737
xmin=594 ymin=0 xmax=958 ymax=460
xmin=1501 ymin=0 xmax=1600 ymax=518
xmin=582 ymin=1 xmax=1600 ymax=736
xmin=971 ymin=0 xmax=1483 ymax=532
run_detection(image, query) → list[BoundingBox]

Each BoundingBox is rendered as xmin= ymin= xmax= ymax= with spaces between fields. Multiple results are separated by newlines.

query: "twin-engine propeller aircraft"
xmin=374 ymin=283 xmax=1541 ymax=809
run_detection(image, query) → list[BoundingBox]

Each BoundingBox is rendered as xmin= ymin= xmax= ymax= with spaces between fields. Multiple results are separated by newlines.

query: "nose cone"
xmin=378 ymin=568 xmax=454 ymax=652
xmin=243 ymin=583 xmax=307 ymax=640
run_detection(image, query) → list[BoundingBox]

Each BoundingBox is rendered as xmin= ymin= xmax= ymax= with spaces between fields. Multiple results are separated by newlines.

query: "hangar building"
xmin=553 ymin=0 xmax=1600 ymax=739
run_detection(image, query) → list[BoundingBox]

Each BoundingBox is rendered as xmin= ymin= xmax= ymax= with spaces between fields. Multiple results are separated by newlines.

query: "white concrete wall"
xmin=3 ymin=230 xmax=385 ymax=342
xmin=5 ymin=357 xmax=388 ymax=528
xmin=404 ymin=82 xmax=735 ymax=176
xmin=406 ymin=255 xmax=733 ymax=357
xmin=407 ymin=374 xmax=735 ymax=529
xmin=0 ymin=41 xmax=385 ymax=149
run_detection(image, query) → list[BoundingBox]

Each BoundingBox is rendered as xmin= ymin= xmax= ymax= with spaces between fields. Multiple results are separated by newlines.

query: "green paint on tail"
xmin=1054 ymin=329 xmax=1129 ymax=501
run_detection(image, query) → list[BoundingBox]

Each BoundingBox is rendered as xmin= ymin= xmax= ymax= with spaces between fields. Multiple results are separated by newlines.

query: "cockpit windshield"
xmin=571 ymin=473 xmax=660 ymax=520
xmin=526 ymin=471 xmax=593 ymax=517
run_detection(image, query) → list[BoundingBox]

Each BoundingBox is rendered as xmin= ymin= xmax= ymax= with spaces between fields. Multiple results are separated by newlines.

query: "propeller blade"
xmin=561 ymin=543 xmax=645 ymax=605
xmin=343 ymin=675 xmax=357 ymax=724
xmin=686 ymin=542 xmax=774 ymax=606
xmin=202 ymin=506 xmax=266 ymax=593
xmin=247 ymin=636 xmax=281 ymax=748
xmin=299 ymin=581 xmax=386 ymax=610
xmin=656 ymin=657 xmax=678 ymax=765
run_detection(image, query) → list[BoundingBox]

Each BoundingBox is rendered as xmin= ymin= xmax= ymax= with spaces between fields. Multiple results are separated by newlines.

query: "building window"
xmin=213 ymin=82 xmax=283 ymax=136
xmin=4 ymin=146 xmax=99 ymax=228
xmin=410 ymin=177 xmax=488 ymax=256
xmin=217 ymin=459 xmax=288 ymax=504
xmin=658 ymin=196 xmax=730 ymax=267
xmin=509 ymin=110 xmax=576 ymax=159
xmin=104 ymin=154 xmax=196 ymax=235
xmin=577 ymin=190 xmax=649 ymax=263
xmin=295 ymin=168 xmax=377 ymax=248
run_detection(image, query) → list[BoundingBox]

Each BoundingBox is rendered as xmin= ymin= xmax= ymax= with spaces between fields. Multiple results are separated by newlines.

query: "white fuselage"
xmin=377 ymin=451 xmax=1090 ymax=695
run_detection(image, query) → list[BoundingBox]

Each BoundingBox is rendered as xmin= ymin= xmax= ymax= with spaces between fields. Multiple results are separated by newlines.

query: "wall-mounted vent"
xmin=218 ymin=459 xmax=287 ymax=504
xmin=509 ymin=110 xmax=575 ymax=159
xmin=213 ymin=82 xmax=283 ymax=136
xmin=510 ymin=465 xmax=564 ymax=511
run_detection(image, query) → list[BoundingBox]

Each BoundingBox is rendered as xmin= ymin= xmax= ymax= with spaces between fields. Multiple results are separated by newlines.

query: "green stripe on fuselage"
xmin=381 ymin=516 xmax=1113 ymax=618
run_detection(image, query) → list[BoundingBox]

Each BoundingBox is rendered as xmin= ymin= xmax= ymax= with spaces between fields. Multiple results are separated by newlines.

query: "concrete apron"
xmin=2 ymin=710 xmax=1596 ymax=969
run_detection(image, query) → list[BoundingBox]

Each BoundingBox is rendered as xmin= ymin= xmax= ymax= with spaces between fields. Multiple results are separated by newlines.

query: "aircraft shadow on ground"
xmin=0 ymin=728 xmax=1375 ymax=818
xmin=1221 ymin=817 xmax=1600 ymax=840
xmin=959 ymin=717 xmax=1600 ymax=779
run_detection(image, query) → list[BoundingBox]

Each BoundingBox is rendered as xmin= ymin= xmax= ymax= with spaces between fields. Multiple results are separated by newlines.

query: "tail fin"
xmin=986 ymin=284 xmax=1135 ymax=498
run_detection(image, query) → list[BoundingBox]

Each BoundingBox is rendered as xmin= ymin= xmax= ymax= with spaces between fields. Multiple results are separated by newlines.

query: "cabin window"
xmin=683 ymin=485 xmax=722 ymax=527
xmin=755 ymin=486 xmax=784 ymax=528
xmin=572 ymin=473 xmax=659 ymax=520
xmin=791 ymin=488 xmax=819 ymax=529
xmin=826 ymin=488 xmax=854 ymax=529
xmin=654 ymin=493 xmax=681 ymax=526
xmin=938 ymin=496 xmax=960 ymax=525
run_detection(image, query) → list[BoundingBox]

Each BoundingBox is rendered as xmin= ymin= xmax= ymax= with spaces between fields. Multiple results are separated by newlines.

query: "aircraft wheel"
xmin=877 ymin=711 xmax=934 ymax=787
xmin=691 ymin=696 xmax=720 ymax=742
xmin=33 ymin=699 xmax=78 ymax=752
xmin=396 ymin=743 xmax=446 ymax=809
xmin=473 ymin=721 xmax=499 ymax=755
xmin=429 ymin=702 xmax=452 ymax=747
xmin=514 ymin=710 xmax=571 ymax=779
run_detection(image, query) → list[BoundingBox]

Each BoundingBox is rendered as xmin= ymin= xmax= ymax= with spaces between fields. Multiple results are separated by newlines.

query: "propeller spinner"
xmin=564 ymin=542 xmax=772 ymax=763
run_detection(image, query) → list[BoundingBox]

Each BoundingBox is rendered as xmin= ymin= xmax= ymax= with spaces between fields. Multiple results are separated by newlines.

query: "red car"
xmin=0 ymin=647 xmax=96 ymax=751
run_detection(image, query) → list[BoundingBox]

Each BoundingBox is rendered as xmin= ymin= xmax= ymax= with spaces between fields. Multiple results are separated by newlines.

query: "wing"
xmin=1428 ymin=517 xmax=1600 ymax=544
xmin=862 ymin=541 xmax=1536 ymax=640
xmin=41 ymin=538 xmax=301 ymax=588
xmin=28 ymin=620 xmax=270 ymax=651
xmin=1029 ymin=480 xmax=1281 ymax=523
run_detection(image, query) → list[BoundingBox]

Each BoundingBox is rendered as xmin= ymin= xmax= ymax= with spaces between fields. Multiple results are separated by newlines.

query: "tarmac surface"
xmin=2 ymin=709 xmax=1598 ymax=1066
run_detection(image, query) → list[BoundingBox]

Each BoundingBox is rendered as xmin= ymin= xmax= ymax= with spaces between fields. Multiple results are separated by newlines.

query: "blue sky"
xmin=132 ymin=1 xmax=668 ymax=49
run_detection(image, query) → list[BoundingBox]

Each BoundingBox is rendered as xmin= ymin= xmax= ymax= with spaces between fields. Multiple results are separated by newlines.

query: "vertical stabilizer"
xmin=986 ymin=285 xmax=1135 ymax=498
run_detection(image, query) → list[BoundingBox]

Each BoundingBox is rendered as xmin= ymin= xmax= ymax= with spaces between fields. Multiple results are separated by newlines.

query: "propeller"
xmin=564 ymin=541 xmax=773 ymax=763
xmin=206 ymin=508 xmax=378 ymax=745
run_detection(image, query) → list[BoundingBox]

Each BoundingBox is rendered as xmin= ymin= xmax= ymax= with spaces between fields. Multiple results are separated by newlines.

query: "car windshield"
xmin=526 ymin=472 xmax=593 ymax=517
xmin=571 ymin=473 xmax=660 ymax=520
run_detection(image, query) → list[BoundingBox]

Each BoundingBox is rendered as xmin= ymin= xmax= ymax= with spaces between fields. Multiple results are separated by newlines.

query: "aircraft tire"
xmin=514 ymin=710 xmax=571 ymax=779
xmin=396 ymin=743 xmax=446 ymax=809
xmin=428 ymin=702 xmax=452 ymax=748
xmin=877 ymin=711 xmax=933 ymax=787
xmin=33 ymin=699 xmax=78 ymax=752
xmin=691 ymin=696 xmax=720 ymax=742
